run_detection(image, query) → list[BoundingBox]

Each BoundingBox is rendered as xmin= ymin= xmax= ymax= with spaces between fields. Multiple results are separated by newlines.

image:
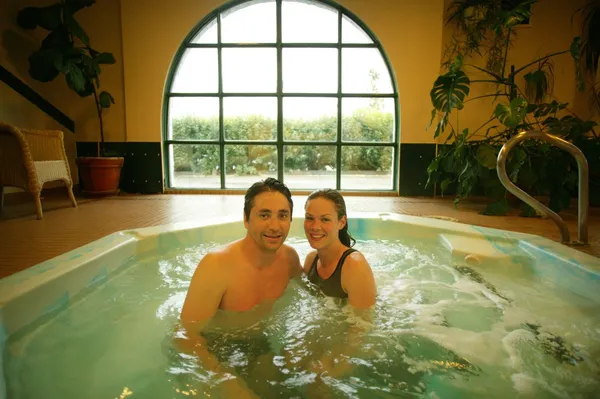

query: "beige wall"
xmin=120 ymin=0 xmax=445 ymax=144
xmin=435 ymin=0 xmax=596 ymax=142
xmin=3 ymin=0 xmax=592 ymax=151
xmin=0 ymin=0 xmax=126 ymax=143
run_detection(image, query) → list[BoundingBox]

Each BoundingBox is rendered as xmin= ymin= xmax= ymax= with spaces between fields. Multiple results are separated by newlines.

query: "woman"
xmin=303 ymin=189 xmax=376 ymax=309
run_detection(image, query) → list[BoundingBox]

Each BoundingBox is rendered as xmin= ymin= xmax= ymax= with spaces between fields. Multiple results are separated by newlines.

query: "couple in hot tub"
xmin=176 ymin=178 xmax=376 ymax=398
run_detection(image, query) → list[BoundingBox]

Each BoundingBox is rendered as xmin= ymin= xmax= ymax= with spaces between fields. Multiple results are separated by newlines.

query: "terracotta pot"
xmin=76 ymin=156 xmax=124 ymax=195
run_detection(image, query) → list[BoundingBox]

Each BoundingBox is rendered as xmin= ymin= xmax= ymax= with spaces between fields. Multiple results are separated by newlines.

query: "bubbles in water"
xmin=5 ymin=235 xmax=599 ymax=399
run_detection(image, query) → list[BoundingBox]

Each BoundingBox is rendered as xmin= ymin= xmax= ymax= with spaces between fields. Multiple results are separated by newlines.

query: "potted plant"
xmin=17 ymin=0 xmax=124 ymax=195
xmin=577 ymin=0 xmax=600 ymax=206
xmin=426 ymin=0 xmax=600 ymax=215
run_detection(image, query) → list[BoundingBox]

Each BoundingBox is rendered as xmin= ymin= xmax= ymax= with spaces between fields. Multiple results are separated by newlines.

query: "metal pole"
xmin=496 ymin=130 xmax=589 ymax=244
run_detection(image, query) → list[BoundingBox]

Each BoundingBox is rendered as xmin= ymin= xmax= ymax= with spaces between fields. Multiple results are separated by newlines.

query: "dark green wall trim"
xmin=76 ymin=142 xmax=163 ymax=194
xmin=0 ymin=65 xmax=75 ymax=133
xmin=433 ymin=143 xmax=457 ymax=196
xmin=407 ymin=140 xmax=600 ymax=202
xmin=399 ymin=143 xmax=436 ymax=196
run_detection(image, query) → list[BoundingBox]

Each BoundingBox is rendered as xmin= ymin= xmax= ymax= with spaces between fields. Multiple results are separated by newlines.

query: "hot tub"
xmin=1 ymin=213 xmax=598 ymax=398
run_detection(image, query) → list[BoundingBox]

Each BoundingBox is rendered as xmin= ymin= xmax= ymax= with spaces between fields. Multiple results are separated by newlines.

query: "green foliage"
xmin=482 ymin=199 xmax=510 ymax=216
xmin=171 ymin=108 xmax=393 ymax=176
xmin=494 ymin=98 xmax=528 ymax=128
xmin=426 ymin=0 xmax=599 ymax=215
xmin=475 ymin=143 xmax=498 ymax=169
xmin=18 ymin=0 xmax=116 ymax=154
xmin=524 ymin=65 xmax=551 ymax=103
xmin=444 ymin=0 xmax=535 ymax=74
xmin=430 ymin=70 xmax=471 ymax=113
xmin=577 ymin=1 xmax=600 ymax=78
xmin=520 ymin=202 xmax=540 ymax=217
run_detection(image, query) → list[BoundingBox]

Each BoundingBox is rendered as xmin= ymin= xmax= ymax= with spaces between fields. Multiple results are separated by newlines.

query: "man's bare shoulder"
xmin=208 ymin=239 xmax=242 ymax=256
xmin=280 ymin=244 xmax=302 ymax=278
xmin=281 ymin=243 xmax=302 ymax=266
xmin=280 ymin=243 xmax=299 ymax=257
xmin=195 ymin=240 xmax=243 ymax=272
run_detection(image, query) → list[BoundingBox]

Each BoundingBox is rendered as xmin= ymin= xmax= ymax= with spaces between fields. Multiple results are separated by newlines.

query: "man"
xmin=177 ymin=178 xmax=302 ymax=398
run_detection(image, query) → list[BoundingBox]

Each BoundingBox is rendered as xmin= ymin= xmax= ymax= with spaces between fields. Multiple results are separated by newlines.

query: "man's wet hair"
xmin=244 ymin=178 xmax=293 ymax=220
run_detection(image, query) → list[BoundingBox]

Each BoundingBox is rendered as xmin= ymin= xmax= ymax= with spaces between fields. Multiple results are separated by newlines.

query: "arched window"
xmin=164 ymin=0 xmax=399 ymax=191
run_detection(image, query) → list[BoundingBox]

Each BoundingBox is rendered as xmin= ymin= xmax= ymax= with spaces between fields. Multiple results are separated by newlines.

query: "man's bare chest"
xmin=220 ymin=266 xmax=289 ymax=312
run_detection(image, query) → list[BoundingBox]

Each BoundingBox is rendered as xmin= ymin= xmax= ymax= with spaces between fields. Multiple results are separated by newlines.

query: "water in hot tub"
xmin=4 ymin=236 xmax=599 ymax=398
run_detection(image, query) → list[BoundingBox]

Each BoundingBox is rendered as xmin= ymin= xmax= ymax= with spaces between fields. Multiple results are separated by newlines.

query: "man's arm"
xmin=178 ymin=253 xmax=226 ymax=366
xmin=177 ymin=253 xmax=259 ymax=399
xmin=181 ymin=253 xmax=225 ymax=324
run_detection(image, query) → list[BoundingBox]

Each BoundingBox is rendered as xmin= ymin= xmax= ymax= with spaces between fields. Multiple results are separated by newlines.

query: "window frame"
xmin=162 ymin=0 xmax=400 ymax=193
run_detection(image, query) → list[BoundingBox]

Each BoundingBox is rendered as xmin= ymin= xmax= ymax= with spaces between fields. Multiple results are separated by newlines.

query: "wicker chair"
xmin=0 ymin=122 xmax=77 ymax=219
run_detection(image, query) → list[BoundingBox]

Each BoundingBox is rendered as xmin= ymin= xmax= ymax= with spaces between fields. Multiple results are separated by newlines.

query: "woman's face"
xmin=304 ymin=197 xmax=346 ymax=250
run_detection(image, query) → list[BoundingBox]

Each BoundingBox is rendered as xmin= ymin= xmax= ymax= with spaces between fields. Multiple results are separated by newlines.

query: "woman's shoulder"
xmin=343 ymin=249 xmax=370 ymax=269
xmin=302 ymin=250 xmax=318 ymax=273
xmin=305 ymin=249 xmax=318 ymax=261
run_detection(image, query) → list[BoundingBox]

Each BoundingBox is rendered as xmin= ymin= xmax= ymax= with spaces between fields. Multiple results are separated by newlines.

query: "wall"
xmin=2 ymin=0 xmax=594 ymax=195
xmin=435 ymin=0 xmax=596 ymax=143
xmin=1 ymin=0 xmax=126 ymax=193
xmin=0 ymin=0 xmax=126 ymax=143
xmin=120 ymin=0 xmax=445 ymax=144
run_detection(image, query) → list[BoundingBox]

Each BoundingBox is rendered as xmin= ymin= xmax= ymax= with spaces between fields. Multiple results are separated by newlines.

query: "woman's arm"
xmin=341 ymin=252 xmax=377 ymax=309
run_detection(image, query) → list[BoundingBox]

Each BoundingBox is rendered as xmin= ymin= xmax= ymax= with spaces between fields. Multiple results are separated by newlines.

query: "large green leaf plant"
xmin=17 ymin=0 xmax=116 ymax=156
xmin=427 ymin=0 xmax=599 ymax=215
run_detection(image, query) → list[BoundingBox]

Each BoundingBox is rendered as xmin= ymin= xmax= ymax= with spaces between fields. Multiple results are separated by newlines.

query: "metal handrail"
xmin=496 ymin=130 xmax=589 ymax=245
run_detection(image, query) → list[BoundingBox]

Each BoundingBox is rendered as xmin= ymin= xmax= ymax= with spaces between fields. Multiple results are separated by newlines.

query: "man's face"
xmin=244 ymin=191 xmax=292 ymax=252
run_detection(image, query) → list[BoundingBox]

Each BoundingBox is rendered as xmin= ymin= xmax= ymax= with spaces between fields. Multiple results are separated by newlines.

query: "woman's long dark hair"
xmin=305 ymin=189 xmax=356 ymax=247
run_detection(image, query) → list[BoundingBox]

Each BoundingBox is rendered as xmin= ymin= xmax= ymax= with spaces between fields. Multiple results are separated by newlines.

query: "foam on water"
xmin=4 ymin=236 xmax=599 ymax=398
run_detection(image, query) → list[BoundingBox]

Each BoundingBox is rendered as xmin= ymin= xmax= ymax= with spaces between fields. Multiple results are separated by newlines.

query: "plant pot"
xmin=76 ymin=156 xmax=124 ymax=196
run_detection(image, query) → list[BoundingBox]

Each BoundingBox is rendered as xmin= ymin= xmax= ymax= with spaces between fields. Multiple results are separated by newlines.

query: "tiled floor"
xmin=0 ymin=191 xmax=598 ymax=279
